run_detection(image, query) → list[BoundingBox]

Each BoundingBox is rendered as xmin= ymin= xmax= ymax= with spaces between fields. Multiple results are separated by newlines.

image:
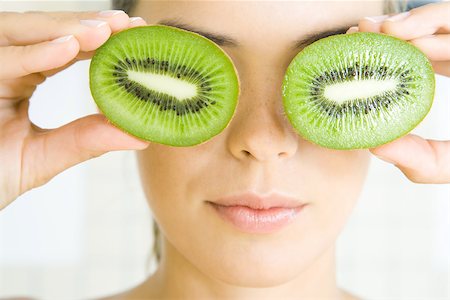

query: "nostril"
xmin=242 ymin=150 xmax=251 ymax=157
xmin=240 ymin=150 xmax=289 ymax=160
xmin=278 ymin=152 xmax=288 ymax=158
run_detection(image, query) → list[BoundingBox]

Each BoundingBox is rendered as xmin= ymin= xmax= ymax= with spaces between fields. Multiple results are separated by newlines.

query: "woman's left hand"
xmin=348 ymin=2 xmax=450 ymax=184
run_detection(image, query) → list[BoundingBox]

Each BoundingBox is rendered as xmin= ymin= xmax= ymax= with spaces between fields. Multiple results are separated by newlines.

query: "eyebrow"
xmin=292 ymin=26 xmax=353 ymax=50
xmin=157 ymin=19 xmax=352 ymax=50
xmin=157 ymin=19 xmax=239 ymax=46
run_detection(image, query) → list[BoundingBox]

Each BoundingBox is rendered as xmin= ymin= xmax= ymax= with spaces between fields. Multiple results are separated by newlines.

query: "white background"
xmin=0 ymin=1 xmax=449 ymax=300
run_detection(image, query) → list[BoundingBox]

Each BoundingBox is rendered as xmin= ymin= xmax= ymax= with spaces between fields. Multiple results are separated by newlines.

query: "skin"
xmin=128 ymin=1 xmax=376 ymax=300
xmin=0 ymin=1 xmax=448 ymax=299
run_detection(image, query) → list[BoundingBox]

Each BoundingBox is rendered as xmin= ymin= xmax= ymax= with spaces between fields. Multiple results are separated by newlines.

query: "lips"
xmin=206 ymin=192 xmax=307 ymax=234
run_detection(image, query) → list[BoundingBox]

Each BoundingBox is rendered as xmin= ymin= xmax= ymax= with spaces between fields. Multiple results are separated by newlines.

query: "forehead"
xmin=138 ymin=1 xmax=384 ymax=46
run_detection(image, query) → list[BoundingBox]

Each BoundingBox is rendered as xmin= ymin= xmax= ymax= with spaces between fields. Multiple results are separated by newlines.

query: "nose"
xmin=226 ymin=86 xmax=299 ymax=163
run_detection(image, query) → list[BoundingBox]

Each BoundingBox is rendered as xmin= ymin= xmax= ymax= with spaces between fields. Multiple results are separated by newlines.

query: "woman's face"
xmin=137 ymin=1 xmax=379 ymax=287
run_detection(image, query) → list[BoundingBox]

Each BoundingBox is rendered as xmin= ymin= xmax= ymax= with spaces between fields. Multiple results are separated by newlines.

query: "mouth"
xmin=206 ymin=192 xmax=307 ymax=234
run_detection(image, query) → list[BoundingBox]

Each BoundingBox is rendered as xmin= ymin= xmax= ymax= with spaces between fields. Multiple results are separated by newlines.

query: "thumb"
xmin=22 ymin=114 xmax=149 ymax=192
xmin=369 ymin=134 xmax=450 ymax=184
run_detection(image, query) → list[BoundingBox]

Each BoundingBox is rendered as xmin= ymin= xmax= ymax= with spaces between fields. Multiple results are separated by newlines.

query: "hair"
xmin=111 ymin=0 xmax=420 ymax=269
xmin=112 ymin=0 xmax=137 ymax=15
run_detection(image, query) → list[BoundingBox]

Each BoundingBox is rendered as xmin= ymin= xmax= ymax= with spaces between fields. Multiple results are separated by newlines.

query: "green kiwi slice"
xmin=89 ymin=25 xmax=239 ymax=147
xmin=282 ymin=32 xmax=435 ymax=150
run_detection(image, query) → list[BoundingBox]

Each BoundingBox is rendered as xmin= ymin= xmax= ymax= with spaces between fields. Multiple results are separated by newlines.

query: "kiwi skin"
xmin=282 ymin=32 xmax=435 ymax=150
xmin=89 ymin=25 xmax=241 ymax=147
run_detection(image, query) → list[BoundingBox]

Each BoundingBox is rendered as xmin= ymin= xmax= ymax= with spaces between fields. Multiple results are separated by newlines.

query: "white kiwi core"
xmin=324 ymin=79 xmax=398 ymax=103
xmin=127 ymin=70 xmax=197 ymax=100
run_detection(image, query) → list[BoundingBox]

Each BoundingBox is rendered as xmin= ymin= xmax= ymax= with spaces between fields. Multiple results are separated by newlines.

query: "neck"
xmin=146 ymin=236 xmax=342 ymax=300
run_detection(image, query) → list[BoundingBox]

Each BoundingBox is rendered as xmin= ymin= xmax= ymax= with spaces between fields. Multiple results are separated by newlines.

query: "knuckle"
xmin=402 ymin=167 xmax=433 ymax=184
xmin=72 ymin=118 xmax=104 ymax=159
xmin=18 ymin=45 xmax=34 ymax=75
xmin=404 ymin=171 xmax=426 ymax=183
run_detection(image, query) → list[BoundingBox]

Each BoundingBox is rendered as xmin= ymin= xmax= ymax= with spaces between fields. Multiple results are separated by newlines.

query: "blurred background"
xmin=0 ymin=1 xmax=449 ymax=300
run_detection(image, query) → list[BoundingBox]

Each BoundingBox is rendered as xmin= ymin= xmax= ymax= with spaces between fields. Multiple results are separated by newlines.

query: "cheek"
xmin=301 ymin=146 xmax=371 ymax=243
xmin=136 ymin=142 xmax=212 ymax=201
xmin=136 ymin=142 xmax=215 ymax=245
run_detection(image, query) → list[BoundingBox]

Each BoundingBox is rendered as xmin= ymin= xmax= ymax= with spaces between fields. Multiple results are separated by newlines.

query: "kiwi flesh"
xmin=282 ymin=32 xmax=435 ymax=150
xmin=89 ymin=25 xmax=239 ymax=147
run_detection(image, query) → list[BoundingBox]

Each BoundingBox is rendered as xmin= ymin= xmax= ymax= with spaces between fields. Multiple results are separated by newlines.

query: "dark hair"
xmin=112 ymin=0 xmax=137 ymax=14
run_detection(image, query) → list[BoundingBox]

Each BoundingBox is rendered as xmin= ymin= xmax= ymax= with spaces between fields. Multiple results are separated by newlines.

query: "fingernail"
xmin=80 ymin=19 xmax=108 ymax=28
xmin=347 ymin=26 xmax=359 ymax=34
xmin=50 ymin=35 xmax=74 ymax=44
xmin=129 ymin=17 xmax=144 ymax=23
xmin=364 ymin=15 xmax=389 ymax=23
xmin=386 ymin=11 xmax=410 ymax=22
xmin=98 ymin=10 xmax=125 ymax=17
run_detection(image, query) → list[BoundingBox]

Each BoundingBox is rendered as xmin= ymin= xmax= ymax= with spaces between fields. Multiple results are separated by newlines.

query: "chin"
xmin=213 ymin=259 xmax=306 ymax=288
xmin=193 ymin=227 xmax=335 ymax=288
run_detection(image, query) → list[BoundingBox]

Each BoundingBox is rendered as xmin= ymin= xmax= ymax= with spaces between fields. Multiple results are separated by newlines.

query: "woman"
xmin=0 ymin=0 xmax=448 ymax=299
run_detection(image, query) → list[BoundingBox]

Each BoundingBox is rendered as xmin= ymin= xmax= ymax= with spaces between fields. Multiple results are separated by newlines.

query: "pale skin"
xmin=0 ymin=1 xmax=449 ymax=300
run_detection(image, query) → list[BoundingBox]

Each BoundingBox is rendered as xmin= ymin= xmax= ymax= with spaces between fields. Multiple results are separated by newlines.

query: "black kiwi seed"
xmin=90 ymin=26 xmax=241 ymax=148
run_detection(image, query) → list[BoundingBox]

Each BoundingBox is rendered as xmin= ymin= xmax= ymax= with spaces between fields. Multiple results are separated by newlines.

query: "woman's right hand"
xmin=0 ymin=11 xmax=149 ymax=210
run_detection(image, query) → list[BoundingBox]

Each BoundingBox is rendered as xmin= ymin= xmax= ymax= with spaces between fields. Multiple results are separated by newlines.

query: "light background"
xmin=0 ymin=1 xmax=449 ymax=300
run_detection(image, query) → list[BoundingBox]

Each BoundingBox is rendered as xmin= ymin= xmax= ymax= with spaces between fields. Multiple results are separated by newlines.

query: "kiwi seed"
xmin=282 ymin=32 xmax=435 ymax=149
xmin=89 ymin=25 xmax=240 ymax=146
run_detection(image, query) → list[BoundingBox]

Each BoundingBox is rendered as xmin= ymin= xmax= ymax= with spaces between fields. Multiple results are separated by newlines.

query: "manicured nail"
xmin=80 ymin=19 xmax=108 ymax=28
xmin=364 ymin=15 xmax=389 ymax=23
xmin=50 ymin=35 xmax=74 ymax=44
xmin=386 ymin=11 xmax=410 ymax=22
xmin=98 ymin=10 xmax=125 ymax=17
xmin=129 ymin=17 xmax=144 ymax=23
xmin=346 ymin=26 xmax=359 ymax=34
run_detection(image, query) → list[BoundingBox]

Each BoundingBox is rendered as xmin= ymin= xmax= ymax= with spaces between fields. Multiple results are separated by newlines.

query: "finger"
xmin=0 ymin=35 xmax=79 ymax=80
xmin=358 ymin=15 xmax=389 ymax=33
xmin=92 ymin=10 xmax=131 ymax=32
xmin=0 ymin=77 xmax=40 ymax=101
xmin=410 ymin=34 xmax=450 ymax=61
xmin=0 ymin=73 xmax=46 ymax=99
xmin=0 ymin=11 xmax=129 ymax=48
xmin=370 ymin=134 xmax=450 ymax=184
xmin=346 ymin=26 xmax=359 ymax=34
xmin=380 ymin=2 xmax=450 ymax=40
xmin=431 ymin=61 xmax=450 ymax=77
xmin=22 ymin=114 xmax=149 ymax=192
xmin=128 ymin=17 xmax=147 ymax=28
xmin=39 ymin=53 xmax=93 ymax=79
xmin=40 ymin=17 xmax=149 ymax=78
xmin=40 ymin=49 xmax=100 ymax=78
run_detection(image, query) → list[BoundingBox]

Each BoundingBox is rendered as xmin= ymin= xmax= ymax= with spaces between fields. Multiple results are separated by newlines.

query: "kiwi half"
xmin=282 ymin=32 xmax=435 ymax=150
xmin=89 ymin=25 xmax=239 ymax=147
